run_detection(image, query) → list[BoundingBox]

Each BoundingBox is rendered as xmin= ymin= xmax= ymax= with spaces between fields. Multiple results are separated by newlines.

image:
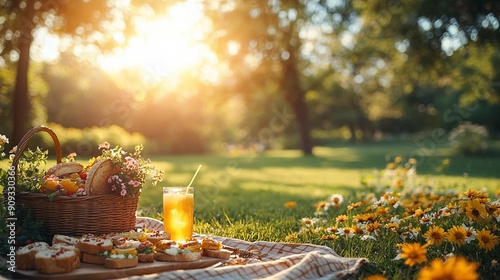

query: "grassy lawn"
xmin=3 ymin=140 xmax=500 ymax=279
xmin=139 ymin=141 xmax=500 ymax=223
xmin=135 ymin=141 xmax=500 ymax=279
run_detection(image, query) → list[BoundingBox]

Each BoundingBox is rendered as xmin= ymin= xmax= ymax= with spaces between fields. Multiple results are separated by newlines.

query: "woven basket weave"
xmin=11 ymin=125 xmax=139 ymax=236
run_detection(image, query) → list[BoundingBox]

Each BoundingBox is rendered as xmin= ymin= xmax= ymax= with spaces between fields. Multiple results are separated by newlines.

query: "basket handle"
xmin=12 ymin=125 xmax=62 ymax=187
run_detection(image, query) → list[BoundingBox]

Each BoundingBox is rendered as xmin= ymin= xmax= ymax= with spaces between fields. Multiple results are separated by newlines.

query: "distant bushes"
xmin=30 ymin=123 xmax=148 ymax=158
xmin=448 ymin=122 xmax=489 ymax=155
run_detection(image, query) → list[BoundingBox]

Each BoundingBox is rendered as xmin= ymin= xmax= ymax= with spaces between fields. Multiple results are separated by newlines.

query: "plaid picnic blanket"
xmin=133 ymin=217 xmax=367 ymax=280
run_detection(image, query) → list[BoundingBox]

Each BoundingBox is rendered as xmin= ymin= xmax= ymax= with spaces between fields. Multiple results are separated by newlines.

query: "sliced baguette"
xmin=81 ymin=252 xmax=106 ymax=264
xmin=16 ymin=242 xmax=50 ymax=270
xmin=52 ymin=234 xmax=79 ymax=246
xmin=51 ymin=244 xmax=80 ymax=268
xmin=34 ymin=248 xmax=78 ymax=274
xmin=202 ymin=249 xmax=231 ymax=260
xmin=104 ymin=257 xmax=138 ymax=269
xmin=138 ymin=253 xmax=155 ymax=263
xmin=155 ymin=251 xmax=202 ymax=262
xmin=77 ymin=237 xmax=113 ymax=255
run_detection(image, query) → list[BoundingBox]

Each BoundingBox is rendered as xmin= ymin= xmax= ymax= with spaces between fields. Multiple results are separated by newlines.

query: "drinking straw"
xmin=186 ymin=164 xmax=202 ymax=193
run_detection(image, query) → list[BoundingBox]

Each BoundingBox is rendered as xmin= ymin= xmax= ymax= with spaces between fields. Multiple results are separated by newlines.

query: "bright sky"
xmin=30 ymin=0 xmax=216 ymax=83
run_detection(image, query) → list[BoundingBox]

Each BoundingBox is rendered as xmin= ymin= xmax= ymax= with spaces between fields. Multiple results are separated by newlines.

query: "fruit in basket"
xmin=41 ymin=162 xmax=86 ymax=196
xmin=41 ymin=174 xmax=85 ymax=195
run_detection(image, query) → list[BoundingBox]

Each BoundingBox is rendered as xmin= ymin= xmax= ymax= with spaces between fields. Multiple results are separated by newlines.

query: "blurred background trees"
xmin=0 ymin=0 xmax=499 ymax=156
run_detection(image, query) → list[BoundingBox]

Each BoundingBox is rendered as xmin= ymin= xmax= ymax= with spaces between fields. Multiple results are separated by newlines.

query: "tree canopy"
xmin=0 ymin=0 xmax=499 ymax=154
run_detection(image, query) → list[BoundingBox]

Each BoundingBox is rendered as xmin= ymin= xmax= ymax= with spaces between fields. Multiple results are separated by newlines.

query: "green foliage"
xmin=449 ymin=122 xmax=490 ymax=155
xmin=0 ymin=200 xmax=48 ymax=257
xmin=32 ymin=123 xmax=149 ymax=158
xmin=12 ymin=148 xmax=48 ymax=193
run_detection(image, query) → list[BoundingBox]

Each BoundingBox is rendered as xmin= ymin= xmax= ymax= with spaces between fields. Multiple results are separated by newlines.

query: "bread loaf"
xmin=85 ymin=159 xmax=115 ymax=195
xmin=46 ymin=162 xmax=83 ymax=177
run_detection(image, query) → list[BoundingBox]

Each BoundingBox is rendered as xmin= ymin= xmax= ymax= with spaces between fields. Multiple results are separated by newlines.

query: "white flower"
xmin=461 ymin=224 xmax=477 ymax=244
xmin=0 ymin=134 xmax=8 ymax=146
xmin=329 ymin=194 xmax=344 ymax=206
xmin=361 ymin=234 xmax=376 ymax=241
xmin=336 ymin=227 xmax=355 ymax=238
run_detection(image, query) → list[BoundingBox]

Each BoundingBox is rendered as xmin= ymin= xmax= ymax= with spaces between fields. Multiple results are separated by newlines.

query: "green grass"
xmin=134 ymin=141 xmax=500 ymax=279
xmin=3 ymin=140 xmax=500 ymax=279
xmin=138 ymin=141 xmax=500 ymax=221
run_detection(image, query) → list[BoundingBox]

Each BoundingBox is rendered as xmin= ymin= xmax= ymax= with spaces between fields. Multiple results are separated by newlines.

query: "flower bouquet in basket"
xmin=2 ymin=126 xmax=164 ymax=237
xmin=85 ymin=141 xmax=164 ymax=197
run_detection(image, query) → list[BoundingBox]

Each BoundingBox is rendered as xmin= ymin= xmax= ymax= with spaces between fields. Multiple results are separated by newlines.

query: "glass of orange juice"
xmin=163 ymin=186 xmax=194 ymax=241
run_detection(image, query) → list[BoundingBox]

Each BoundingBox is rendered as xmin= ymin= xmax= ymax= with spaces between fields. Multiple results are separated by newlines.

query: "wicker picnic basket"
xmin=10 ymin=125 xmax=139 ymax=236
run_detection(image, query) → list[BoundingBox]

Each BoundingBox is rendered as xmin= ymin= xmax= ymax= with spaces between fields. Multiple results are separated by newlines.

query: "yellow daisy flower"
xmin=365 ymin=221 xmax=382 ymax=234
xmin=364 ymin=274 xmax=387 ymax=280
xmin=398 ymin=243 xmax=428 ymax=267
xmin=465 ymin=199 xmax=489 ymax=222
xmin=314 ymin=201 xmax=329 ymax=211
xmin=476 ymin=228 xmax=499 ymax=252
xmin=335 ymin=215 xmax=349 ymax=223
xmin=283 ymin=201 xmax=297 ymax=209
xmin=446 ymin=226 xmax=467 ymax=246
xmin=463 ymin=189 xmax=486 ymax=200
xmin=423 ymin=225 xmax=446 ymax=246
xmin=321 ymin=234 xmax=339 ymax=241
xmin=417 ymin=256 xmax=478 ymax=280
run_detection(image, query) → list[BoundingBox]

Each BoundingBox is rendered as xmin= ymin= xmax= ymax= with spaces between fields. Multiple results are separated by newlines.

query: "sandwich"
xmin=155 ymin=240 xmax=202 ymax=262
xmin=34 ymin=247 xmax=79 ymax=274
xmin=118 ymin=230 xmax=149 ymax=242
xmin=146 ymin=231 xmax=171 ymax=245
xmin=137 ymin=241 xmax=156 ymax=263
xmin=52 ymin=234 xmax=79 ymax=246
xmin=51 ymin=243 xmax=81 ymax=268
xmin=46 ymin=162 xmax=83 ymax=177
xmin=201 ymin=237 xmax=231 ymax=260
xmin=103 ymin=244 xmax=138 ymax=269
xmin=16 ymin=242 xmax=50 ymax=270
xmin=77 ymin=236 xmax=113 ymax=264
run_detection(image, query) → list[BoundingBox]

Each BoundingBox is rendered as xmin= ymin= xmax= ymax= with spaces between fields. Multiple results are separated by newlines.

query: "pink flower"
xmin=120 ymin=189 xmax=127 ymax=196
xmin=126 ymin=162 xmax=136 ymax=170
xmin=125 ymin=156 xmax=139 ymax=169
xmin=98 ymin=141 xmax=110 ymax=150
xmin=128 ymin=180 xmax=141 ymax=187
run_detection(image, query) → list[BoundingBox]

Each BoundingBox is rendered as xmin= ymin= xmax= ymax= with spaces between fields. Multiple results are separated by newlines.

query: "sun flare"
xmin=98 ymin=1 xmax=213 ymax=82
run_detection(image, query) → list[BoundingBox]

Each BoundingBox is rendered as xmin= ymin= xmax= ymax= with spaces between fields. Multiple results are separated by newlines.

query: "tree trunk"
xmin=280 ymin=44 xmax=313 ymax=155
xmin=12 ymin=3 xmax=35 ymax=145
xmin=289 ymin=93 xmax=314 ymax=155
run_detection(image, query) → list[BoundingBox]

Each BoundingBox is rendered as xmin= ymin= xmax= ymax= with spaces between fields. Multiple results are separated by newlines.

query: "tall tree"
xmin=357 ymin=0 xmax=500 ymax=105
xmin=0 ymin=0 xmax=173 ymax=144
xmin=201 ymin=0 xmax=354 ymax=155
